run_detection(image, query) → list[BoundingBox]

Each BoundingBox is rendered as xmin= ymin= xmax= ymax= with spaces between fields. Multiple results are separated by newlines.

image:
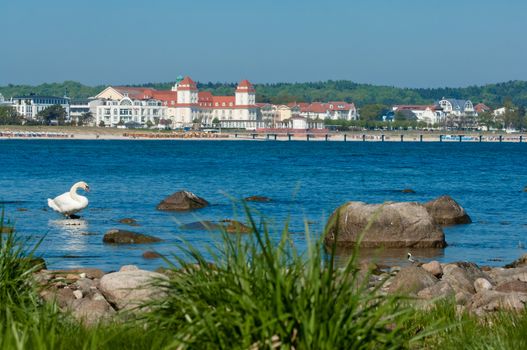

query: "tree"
xmin=212 ymin=117 xmax=219 ymax=126
xmin=359 ymin=104 xmax=388 ymax=121
xmin=99 ymin=120 xmax=105 ymax=127
xmin=37 ymin=105 xmax=67 ymax=125
xmin=145 ymin=120 xmax=154 ymax=128
xmin=78 ymin=112 xmax=93 ymax=126
xmin=477 ymin=111 xmax=496 ymax=130
xmin=0 ymin=106 xmax=23 ymax=125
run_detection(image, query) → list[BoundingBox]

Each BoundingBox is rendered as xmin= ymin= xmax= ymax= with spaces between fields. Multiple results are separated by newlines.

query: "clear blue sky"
xmin=1 ymin=0 xmax=526 ymax=87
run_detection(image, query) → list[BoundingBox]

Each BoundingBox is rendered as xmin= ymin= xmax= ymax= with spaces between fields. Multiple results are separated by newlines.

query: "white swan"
xmin=48 ymin=181 xmax=90 ymax=218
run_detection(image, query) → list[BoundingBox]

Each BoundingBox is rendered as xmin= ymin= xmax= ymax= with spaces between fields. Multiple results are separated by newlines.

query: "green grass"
xmin=2 ymin=208 xmax=527 ymax=349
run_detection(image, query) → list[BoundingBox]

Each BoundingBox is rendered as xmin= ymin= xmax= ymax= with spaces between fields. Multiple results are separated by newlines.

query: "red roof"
xmin=177 ymin=76 xmax=197 ymax=91
xmin=113 ymin=87 xmax=154 ymax=100
xmin=236 ymin=79 xmax=255 ymax=92
xmin=474 ymin=103 xmax=491 ymax=113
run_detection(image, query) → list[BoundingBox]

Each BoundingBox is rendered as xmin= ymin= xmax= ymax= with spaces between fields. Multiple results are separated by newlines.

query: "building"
xmin=392 ymin=105 xmax=444 ymax=124
xmin=11 ymin=95 xmax=70 ymax=120
xmin=290 ymin=101 xmax=357 ymax=121
xmin=69 ymin=98 xmax=103 ymax=126
xmin=474 ymin=103 xmax=491 ymax=114
xmin=94 ymin=77 xmax=260 ymax=130
xmin=94 ymin=87 xmax=165 ymax=127
xmin=437 ymin=98 xmax=476 ymax=129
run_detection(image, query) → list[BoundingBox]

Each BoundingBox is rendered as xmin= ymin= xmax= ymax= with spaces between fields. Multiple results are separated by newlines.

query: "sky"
xmin=1 ymin=0 xmax=526 ymax=88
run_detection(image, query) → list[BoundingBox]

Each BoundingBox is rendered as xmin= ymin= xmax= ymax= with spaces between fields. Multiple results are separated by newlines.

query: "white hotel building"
xmin=94 ymin=76 xmax=260 ymax=129
xmin=11 ymin=95 xmax=70 ymax=120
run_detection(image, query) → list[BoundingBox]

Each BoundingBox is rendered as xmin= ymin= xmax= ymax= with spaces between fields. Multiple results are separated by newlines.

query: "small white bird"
xmin=48 ymin=181 xmax=90 ymax=218
xmin=407 ymin=252 xmax=419 ymax=264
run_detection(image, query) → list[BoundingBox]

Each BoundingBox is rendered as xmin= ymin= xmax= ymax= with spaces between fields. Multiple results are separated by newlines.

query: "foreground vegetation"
xmin=1 ymin=210 xmax=527 ymax=349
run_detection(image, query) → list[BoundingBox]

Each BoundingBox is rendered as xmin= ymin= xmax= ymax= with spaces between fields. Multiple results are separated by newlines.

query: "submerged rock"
xmin=102 ymin=229 xmax=162 ymax=244
xmin=181 ymin=220 xmax=252 ymax=234
xmin=423 ymin=195 xmax=471 ymax=225
xmin=118 ymin=218 xmax=139 ymax=226
xmin=324 ymin=201 xmax=446 ymax=248
xmin=142 ymin=251 xmax=162 ymax=259
xmin=156 ymin=191 xmax=209 ymax=211
xmin=244 ymin=195 xmax=272 ymax=202
xmin=401 ymin=189 xmax=416 ymax=194
xmin=219 ymin=219 xmax=253 ymax=234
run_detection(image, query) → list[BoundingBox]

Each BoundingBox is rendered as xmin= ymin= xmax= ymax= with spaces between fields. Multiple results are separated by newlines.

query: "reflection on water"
xmin=330 ymin=246 xmax=445 ymax=268
xmin=48 ymin=219 xmax=89 ymax=252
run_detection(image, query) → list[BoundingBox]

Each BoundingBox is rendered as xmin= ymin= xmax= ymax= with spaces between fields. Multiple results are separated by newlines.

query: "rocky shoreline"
xmin=33 ymin=252 xmax=527 ymax=325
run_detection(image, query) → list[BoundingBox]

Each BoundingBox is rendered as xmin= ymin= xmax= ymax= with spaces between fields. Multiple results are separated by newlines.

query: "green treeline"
xmin=2 ymin=80 xmax=527 ymax=108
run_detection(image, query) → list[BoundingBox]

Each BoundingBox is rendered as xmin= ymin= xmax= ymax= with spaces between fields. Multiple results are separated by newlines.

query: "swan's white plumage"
xmin=47 ymin=181 xmax=90 ymax=217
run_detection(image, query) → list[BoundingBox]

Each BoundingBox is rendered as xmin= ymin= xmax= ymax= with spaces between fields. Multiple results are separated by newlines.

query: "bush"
xmin=145 ymin=205 xmax=413 ymax=349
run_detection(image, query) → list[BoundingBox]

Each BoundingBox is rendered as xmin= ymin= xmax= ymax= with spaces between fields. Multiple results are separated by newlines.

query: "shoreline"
xmin=1 ymin=127 xmax=526 ymax=142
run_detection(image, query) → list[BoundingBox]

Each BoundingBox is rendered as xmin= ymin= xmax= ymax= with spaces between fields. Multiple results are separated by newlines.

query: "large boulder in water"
xmin=423 ymin=195 xmax=471 ymax=225
xmin=103 ymin=229 xmax=162 ymax=244
xmin=156 ymin=191 xmax=209 ymax=211
xmin=324 ymin=201 xmax=446 ymax=248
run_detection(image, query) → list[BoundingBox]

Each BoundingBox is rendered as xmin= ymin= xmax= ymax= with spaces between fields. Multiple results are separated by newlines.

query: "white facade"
xmin=11 ymin=95 xmax=70 ymax=120
xmin=70 ymin=99 xmax=103 ymax=126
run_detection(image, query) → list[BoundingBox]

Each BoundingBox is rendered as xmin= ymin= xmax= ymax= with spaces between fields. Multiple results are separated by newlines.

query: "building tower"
xmin=235 ymin=80 xmax=255 ymax=106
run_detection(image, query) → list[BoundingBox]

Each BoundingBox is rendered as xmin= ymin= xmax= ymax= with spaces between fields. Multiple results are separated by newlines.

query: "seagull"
xmin=47 ymin=181 xmax=90 ymax=219
xmin=407 ymin=252 xmax=419 ymax=264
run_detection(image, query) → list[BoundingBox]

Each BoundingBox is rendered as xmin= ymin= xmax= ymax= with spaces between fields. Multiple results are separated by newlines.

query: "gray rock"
xmin=466 ymin=290 xmax=527 ymax=315
xmin=423 ymin=195 xmax=471 ymax=225
xmin=69 ymin=298 xmax=115 ymax=324
xmin=99 ymin=268 xmax=167 ymax=311
xmin=442 ymin=262 xmax=489 ymax=295
xmin=73 ymin=290 xmax=83 ymax=299
xmin=417 ymin=280 xmax=455 ymax=300
xmin=40 ymin=287 xmax=75 ymax=309
xmin=495 ymin=280 xmax=527 ymax=293
xmin=103 ymin=229 xmax=162 ymax=244
xmin=156 ymin=191 xmax=209 ymax=211
xmin=387 ymin=266 xmax=438 ymax=295
xmin=325 ymin=201 xmax=446 ymax=248
xmin=487 ymin=266 xmax=527 ymax=284
xmin=75 ymin=278 xmax=95 ymax=295
xmin=474 ymin=278 xmax=493 ymax=293
xmin=422 ymin=261 xmax=443 ymax=277
xmin=504 ymin=253 xmax=527 ymax=268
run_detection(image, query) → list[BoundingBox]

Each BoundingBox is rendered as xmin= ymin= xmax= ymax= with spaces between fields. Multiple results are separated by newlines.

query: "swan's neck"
xmin=69 ymin=184 xmax=82 ymax=202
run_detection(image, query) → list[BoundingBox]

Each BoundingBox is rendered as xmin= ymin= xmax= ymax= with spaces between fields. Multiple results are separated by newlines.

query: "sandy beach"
xmin=0 ymin=126 xmax=525 ymax=142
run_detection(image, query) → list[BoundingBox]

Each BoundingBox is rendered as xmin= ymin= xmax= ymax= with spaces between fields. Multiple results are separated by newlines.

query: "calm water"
xmin=1 ymin=140 xmax=526 ymax=271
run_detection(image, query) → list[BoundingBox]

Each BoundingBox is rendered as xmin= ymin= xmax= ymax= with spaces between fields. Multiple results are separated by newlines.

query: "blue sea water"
xmin=1 ymin=140 xmax=526 ymax=271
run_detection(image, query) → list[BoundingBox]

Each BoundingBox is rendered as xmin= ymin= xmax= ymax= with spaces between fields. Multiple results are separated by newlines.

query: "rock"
xmin=118 ymin=218 xmax=139 ymax=226
xmin=156 ymin=191 xmax=209 ymax=211
xmin=79 ymin=273 xmax=87 ymax=279
xmin=69 ymin=298 xmax=115 ymax=324
xmin=244 ymin=196 xmax=271 ymax=202
xmin=442 ymin=262 xmax=489 ymax=295
xmin=40 ymin=287 xmax=75 ymax=309
xmin=142 ymin=251 xmax=162 ymax=259
xmin=73 ymin=290 xmax=83 ymax=299
xmin=417 ymin=281 xmax=455 ymax=300
xmin=495 ymin=280 xmax=527 ymax=293
xmin=504 ymin=253 xmax=527 ymax=268
xmin=466 ymin=290 xmax=527 ymax=315
xmin=324 ymin=201 xmax=446 ymax=248
xmin=423 ymin=195 xmax=471 ymax=225
xmin=17 ymin=208 xmax=28 ymax=212
xmin=487 ymin=266 xmax=527 ymax=284
xmin=26 ymin=257 xmax=47 ymax=271
xmin=103 ymin=229 xmax=162 ymax=244
xmin=99 ymin=268 xmax=168 ymax=310
xmin=75 ymin=278 xmax=95 ymax=294
xmin=180 ymin=221 xmax=223 ymax=230
xmin=52 ymin=268 xmax=105 ymax=279
xmin=220 ymin=219 xmax=253 ymax=234
xmin=119 ymin=265 xmax=139 ymax=272
xmin=422 ymin=261 xmax=443 ymax=277
xmin=387 ymin=266 xmax=438 ymax=295
xmin=401 ymin=189 xmax=416 ymax=194
xmin=474 ymin=278 xmax=493 ymax=293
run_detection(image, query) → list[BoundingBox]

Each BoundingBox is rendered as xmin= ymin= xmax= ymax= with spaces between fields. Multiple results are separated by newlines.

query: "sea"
xmin=1 ymin=140 xmax=526 ymax=271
